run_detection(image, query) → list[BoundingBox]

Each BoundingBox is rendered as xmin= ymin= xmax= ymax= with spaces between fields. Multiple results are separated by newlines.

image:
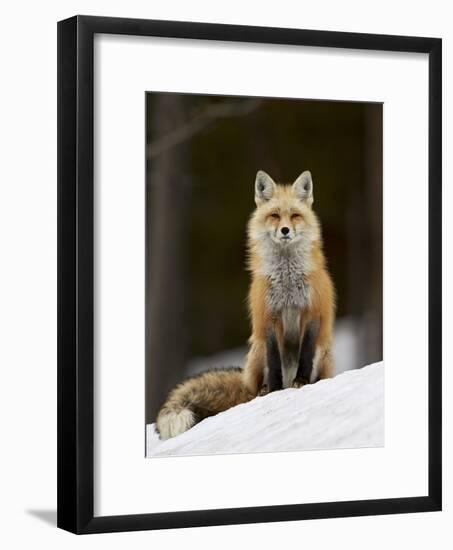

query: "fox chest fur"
xmin=258 ymin=241 xmax=313 ymax=389
xmin=259 ymin=241 xmax=311 ymax=314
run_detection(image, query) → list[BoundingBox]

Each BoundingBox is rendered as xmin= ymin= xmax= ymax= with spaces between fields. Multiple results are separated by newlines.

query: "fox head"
xmin=249 ymin=170 xmax=320 ymax=248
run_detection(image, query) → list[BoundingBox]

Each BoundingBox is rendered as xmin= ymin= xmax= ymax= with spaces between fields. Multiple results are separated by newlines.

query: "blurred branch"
xmin=147 ymin=99 xmax=263 ymax=159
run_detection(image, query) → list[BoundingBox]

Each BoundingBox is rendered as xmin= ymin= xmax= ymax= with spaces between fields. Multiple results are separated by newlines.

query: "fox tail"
xmin=156 ymin=367 xmax=254 ymax=439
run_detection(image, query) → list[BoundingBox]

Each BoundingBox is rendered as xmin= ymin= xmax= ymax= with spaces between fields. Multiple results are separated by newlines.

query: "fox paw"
xmin=291 ymin=378 xmax=308 ymax=389
xmin=259 ymin=384 xmax=269 ymax=396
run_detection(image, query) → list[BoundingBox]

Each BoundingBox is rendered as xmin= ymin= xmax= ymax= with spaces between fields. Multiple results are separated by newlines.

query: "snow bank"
xmin=146 ymin=362 xmax=384 ymax=457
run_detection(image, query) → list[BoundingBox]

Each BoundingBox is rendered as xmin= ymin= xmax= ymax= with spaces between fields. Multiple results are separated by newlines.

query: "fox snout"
xmin=278 ymin=225 xmax=293 ymax=243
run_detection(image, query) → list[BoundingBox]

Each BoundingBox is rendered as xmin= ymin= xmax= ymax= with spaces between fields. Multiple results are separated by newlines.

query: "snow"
xmin=146 ymin=361 xmax=384 ymax=457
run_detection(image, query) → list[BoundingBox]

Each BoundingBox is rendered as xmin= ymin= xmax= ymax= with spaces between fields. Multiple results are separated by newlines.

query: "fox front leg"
xmin=266 ymin=329 xmax=283 ymax=392
xmin=292 ymin=320 xmax=318 ymax=387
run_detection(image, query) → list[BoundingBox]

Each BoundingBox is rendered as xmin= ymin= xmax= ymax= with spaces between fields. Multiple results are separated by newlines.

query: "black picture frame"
xmin=57 ymin=15 xmax=442 ymax=534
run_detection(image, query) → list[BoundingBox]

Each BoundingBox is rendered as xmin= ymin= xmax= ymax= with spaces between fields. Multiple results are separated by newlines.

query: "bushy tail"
xmin=156 ymin=367 xmax=254 ymax=439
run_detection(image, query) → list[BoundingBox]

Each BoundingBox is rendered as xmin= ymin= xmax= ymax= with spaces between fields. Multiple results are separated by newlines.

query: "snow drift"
xmin=146 ymin=361 xmax=384 ymax=457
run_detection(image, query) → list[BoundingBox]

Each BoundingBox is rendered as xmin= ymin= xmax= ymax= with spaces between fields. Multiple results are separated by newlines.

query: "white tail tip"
xmin=157 ymin=409 xmax=196 ymax=440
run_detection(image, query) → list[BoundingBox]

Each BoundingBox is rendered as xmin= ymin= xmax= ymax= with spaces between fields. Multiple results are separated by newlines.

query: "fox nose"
xmin=281 ymin=227 xmax=290 ymax=236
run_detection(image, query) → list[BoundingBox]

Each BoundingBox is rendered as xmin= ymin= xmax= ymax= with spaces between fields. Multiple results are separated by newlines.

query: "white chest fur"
xmin=259 ymin=241 xmax=311 ymax=313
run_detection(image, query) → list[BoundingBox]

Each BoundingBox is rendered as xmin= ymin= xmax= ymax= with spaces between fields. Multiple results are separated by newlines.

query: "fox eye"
xmin=270 ymin=213 xmax=280 ymax=220
xmin=291 ymin=213 xmax=302 ymax=221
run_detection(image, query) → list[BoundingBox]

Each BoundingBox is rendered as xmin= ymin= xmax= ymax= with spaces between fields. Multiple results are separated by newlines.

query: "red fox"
xmin=156 ymin=171 xmax=335 ymax=439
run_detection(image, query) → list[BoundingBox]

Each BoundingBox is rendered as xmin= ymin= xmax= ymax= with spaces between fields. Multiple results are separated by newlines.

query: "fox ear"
xmin=255 ymin=171 xmax=276 ymax=205
xmin=293 ymin=171 xmax=314 ymax=205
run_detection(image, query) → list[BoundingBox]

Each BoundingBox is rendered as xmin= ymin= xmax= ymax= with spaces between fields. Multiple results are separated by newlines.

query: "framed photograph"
xmin=58 ymin=15 xmax=442 ymax=534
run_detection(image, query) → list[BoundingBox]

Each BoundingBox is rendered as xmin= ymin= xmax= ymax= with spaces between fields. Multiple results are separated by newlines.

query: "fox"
xmin=243 ymin=170 xmax=335 ymax=395
xmin=155 ymin=170 xmax=335 ymax=440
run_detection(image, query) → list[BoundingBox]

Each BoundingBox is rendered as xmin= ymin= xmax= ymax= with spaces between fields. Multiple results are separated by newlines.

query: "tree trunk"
xmin=146 ymin=94 xmax=190 ymax=423
xmin=363 ymin=105 xmax=383 ymax=364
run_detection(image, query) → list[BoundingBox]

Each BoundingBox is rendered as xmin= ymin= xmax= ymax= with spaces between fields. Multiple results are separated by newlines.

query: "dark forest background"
xmin=145 ymin=92 xmax=382 ymax=423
